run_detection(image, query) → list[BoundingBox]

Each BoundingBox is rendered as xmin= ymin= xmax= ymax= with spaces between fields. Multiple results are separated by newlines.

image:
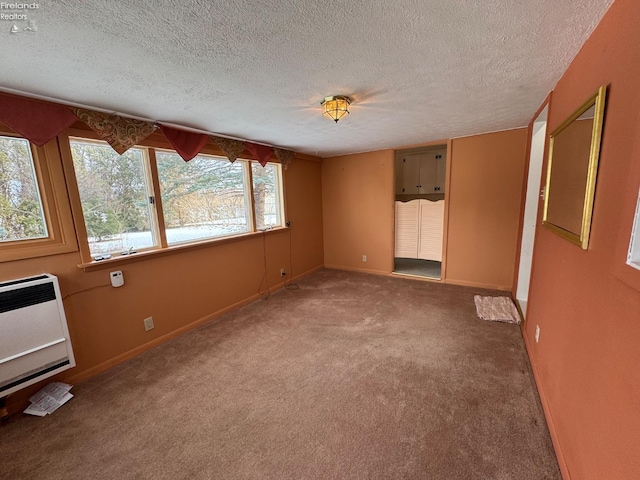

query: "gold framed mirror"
xmin=542 ymin=85 xmax=607 ymax=249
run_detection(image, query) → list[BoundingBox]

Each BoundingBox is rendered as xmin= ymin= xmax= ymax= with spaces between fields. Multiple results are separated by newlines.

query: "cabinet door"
xmin=395 ymin=200 xmax=419 ymax=258
xmin=419 ymin=154 xmax=437 ymax=193
xmin=401 ymin=154 xmax=421 ymax=194
xmin=435 ymin=153 xmax=446 ymax=193
xmin=394 ymin=158 xmax=404 ymax=194
xmin=417 ymin=200 xmax=444 ymax=261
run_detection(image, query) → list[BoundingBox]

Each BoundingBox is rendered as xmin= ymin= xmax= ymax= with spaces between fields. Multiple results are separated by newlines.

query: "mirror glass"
xmin=543 ymin=86 xmax=606 ymax=249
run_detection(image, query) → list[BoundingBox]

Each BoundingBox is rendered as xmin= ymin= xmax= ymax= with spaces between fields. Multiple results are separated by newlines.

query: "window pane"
xmin=70 ymin=140 xmax=155 ymax=256
xmin=627 ymin=189 xmax=640 ymax=271
xmin=0 ymin=136 xmax=47 ymax=242
xmin=157 ymin=152 xmax=249 ymax=244
xmin=252 ymin=162 xmax=282 ymax=229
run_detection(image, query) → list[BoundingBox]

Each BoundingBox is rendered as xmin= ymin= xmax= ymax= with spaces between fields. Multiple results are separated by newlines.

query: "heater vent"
xmin=0 ymin=274 xmax=75 ymax=397
xmin=0 ymin=283 xmax=57 ymax=314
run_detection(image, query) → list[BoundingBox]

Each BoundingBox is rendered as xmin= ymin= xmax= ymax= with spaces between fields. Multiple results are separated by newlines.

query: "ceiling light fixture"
xmin=321 ymin=95 xmax=351 ymax=123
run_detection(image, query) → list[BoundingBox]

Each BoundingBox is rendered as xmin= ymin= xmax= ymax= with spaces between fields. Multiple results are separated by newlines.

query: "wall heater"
xmin=0 ymin=274 xmax=75 ymax=397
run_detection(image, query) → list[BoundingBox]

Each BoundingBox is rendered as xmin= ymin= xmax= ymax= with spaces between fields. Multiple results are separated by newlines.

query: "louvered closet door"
xmin=395 ymin=200 xmax=420 ymax=258
xmin=418 ymin=200 xmax=444 ymax=261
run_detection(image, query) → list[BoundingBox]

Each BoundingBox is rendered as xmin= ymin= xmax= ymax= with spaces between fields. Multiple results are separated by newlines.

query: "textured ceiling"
xmin=0 ymin=0 xmax=614 ymax=157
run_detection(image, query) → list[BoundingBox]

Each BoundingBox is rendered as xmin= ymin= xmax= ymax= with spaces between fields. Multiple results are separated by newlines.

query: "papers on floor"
xmin=23 ymin=382 xmax=73 ymax=416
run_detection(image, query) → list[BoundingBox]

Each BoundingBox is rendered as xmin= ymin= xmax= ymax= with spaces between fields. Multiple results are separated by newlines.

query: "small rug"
xmin=474 ymin=295 xmax=521 ymax=324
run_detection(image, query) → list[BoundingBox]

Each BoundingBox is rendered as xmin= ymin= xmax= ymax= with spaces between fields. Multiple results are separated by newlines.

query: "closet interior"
xmin=393 ymin=145 xmax=447 ymax=280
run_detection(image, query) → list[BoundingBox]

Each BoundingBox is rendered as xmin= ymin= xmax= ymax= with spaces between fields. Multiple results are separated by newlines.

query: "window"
xmin=157 ymin=151 xmax=251 ymax=245
xmin=69 ymin=140 xmax=156 ymax=256
xmin=627 ymin=188 xmax=640 ymax=271
xmin=252 ymin=162 xmax=283 ymax=230
xmin=0 ymin=129 xmax=77 ymax=262
xmin=0 ymin=135 xmax=48 ymax=242
xmin=64 ymin=135 xmax=285 ymax=264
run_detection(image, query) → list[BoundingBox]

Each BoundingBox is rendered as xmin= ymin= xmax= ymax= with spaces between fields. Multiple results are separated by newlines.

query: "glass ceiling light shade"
xmin=321 ymin=96 xmax=351 ymax=123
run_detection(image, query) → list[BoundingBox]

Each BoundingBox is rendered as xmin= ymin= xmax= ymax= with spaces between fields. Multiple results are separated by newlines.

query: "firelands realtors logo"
xmin=1 ymin=2 xmax=39 ymax=34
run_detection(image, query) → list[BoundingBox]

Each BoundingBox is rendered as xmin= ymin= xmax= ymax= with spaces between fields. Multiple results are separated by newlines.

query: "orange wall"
xmin=523 ymin=0 xmax=640 ymax=478
xmin=2 ymin=156 xmax=323 ymax=412
xmin=446 ymin=129 xmax=528 ymax=290
xmin=322 ymin=149 xmax=395 ymax=274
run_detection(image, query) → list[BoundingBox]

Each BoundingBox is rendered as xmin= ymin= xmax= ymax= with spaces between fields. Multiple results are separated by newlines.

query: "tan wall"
xmin=283 ymin=160 xmax=325 ymax=277
xmin=2 ymin=155 xmax=323 ymax=412
xmin=445 ymin=129 xmax=528 ymax=290
xmin=523 ymin=0 xmax=640 ymax=478
xmin=322 ymin=150 xmax=395 ymax=274
xmin=322 ymin=132 xmax=527 ymax=290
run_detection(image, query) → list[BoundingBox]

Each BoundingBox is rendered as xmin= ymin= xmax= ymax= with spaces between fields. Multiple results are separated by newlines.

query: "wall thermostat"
xmin=110 ymin=270 xmax=124 ymax=288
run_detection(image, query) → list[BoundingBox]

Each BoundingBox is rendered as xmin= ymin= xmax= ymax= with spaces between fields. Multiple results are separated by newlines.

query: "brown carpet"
xmin=1 ymin=269 xmax=560 ymax=479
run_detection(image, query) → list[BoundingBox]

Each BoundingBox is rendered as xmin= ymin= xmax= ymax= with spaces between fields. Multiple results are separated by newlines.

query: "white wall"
xmin=516 ymin=107 xmax=548 ymax=311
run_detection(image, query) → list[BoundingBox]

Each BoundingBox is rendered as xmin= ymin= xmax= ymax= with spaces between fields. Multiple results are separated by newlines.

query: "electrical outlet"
xmin=535 ymin=325 xmax=540 ymax=343
xmin=362 ymin=255 xmax=367 ymax=263
xmin=280 ymin=268 xmax=286 ymax=277
xmin=143 ymin=317 xmax=155 ymax=332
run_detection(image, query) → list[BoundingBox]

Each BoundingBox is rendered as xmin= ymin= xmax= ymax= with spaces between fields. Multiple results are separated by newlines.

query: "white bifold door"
xmin=395 ymin=199 xmax=444 ymax=261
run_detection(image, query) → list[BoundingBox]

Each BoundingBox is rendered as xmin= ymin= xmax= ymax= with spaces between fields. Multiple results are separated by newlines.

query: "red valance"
xmin=0 ymin=92 xmax=295 ymax=168
xmin=245 ymin=142 xmax=273 ymax=167
xmin=0 ymin=93 xmax=78 ymax=146
xmin=161 ymin=125 xmax=209 ymax=162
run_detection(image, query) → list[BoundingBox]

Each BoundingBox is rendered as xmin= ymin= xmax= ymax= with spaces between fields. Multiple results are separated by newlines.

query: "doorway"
xmin=516 ymin=106 xmax=548 ymax=317
xmin=393 ymin=145 xmax=447 ymax=280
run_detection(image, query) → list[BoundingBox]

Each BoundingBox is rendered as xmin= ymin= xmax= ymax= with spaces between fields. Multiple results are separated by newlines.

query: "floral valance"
xmin=211 ymin=135 xmax=245 ymax=163
xmin=0 ymin=92 xmax=296 ymax=168
xmin=274 ymin=148 xmax=294 ymax=170
xmin=73 ymin=108 xmax=158 ymax=154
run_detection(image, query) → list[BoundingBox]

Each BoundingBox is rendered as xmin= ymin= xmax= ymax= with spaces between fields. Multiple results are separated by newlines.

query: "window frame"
xmin=626 ymin=187 xmax=640 ymax=271
xmin=67 ymin=136 xmax=161 ymax=257
xmin=154 ymin=148 xmax=256 ymax=246
xmin=251 ymin=160 xmax=286 ymax=231
xmin=0 ymin=125 xmax=78 ymax=263
xmin=58 ymin=128 xmax=287 ymax=270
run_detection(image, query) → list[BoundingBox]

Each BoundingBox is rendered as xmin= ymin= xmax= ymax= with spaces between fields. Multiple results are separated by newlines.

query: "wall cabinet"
xmin=398 ymin=149 xmax=446 ymax=194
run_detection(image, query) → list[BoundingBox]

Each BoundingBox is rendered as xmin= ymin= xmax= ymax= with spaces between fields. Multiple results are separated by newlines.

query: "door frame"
xmin=392 ymin=139 xmax=452 ymax=281
xmin=514 ymin=101 xmax=550 ymax=322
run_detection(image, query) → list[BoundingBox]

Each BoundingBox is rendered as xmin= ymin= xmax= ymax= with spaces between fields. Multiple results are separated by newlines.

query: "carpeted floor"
xmin=1 ymin=269 xmax=560 ymax=479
